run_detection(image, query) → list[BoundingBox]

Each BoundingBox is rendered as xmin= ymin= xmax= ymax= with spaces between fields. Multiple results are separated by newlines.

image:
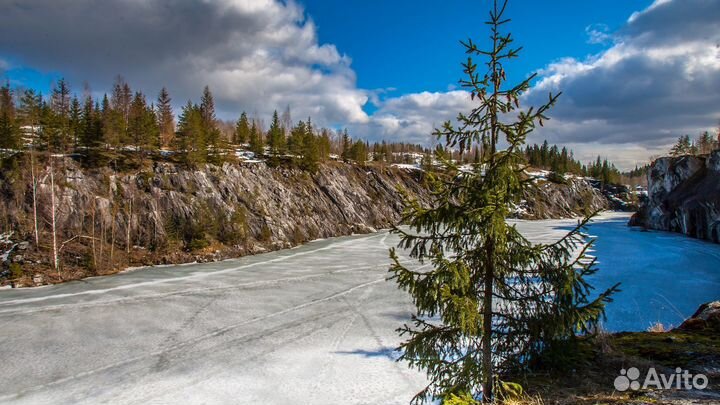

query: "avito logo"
xmin=614 ymin=367 xmax=709 ymax=391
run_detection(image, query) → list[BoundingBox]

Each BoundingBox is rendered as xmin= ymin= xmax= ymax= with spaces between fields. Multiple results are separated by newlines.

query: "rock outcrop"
xmin=630 ymin=150 xmax=720 ymax=243
xmin=678 ymin=301 xmax=720 ymax=331
xmin=0 ymin=157 xmax=613 ymax=284
xmin=514 ymin=173 xmax=609 ymax=219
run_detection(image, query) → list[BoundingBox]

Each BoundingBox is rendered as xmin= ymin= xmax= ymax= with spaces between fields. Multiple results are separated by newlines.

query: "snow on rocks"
xmin=390 ymin=163 xmax=422 ymax=171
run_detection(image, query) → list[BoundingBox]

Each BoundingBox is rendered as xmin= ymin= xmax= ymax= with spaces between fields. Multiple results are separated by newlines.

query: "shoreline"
xmin=1 ymin=211 xmax=637 ymax=291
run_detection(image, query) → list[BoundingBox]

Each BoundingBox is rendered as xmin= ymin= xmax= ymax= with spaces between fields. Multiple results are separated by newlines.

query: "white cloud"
xmin=0 ymin=0 xmax=368 ymax=126
xmin=350 ymin=91 xmax=475 ymax=145
xmin=521 ymin=0 xmax=720 ymax=169
xmin=585 ymin=23 xmax=613 ymax=45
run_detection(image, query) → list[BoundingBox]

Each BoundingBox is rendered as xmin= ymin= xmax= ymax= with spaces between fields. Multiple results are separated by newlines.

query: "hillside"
xmin=0 ymin=155 xmax=612 ymax=286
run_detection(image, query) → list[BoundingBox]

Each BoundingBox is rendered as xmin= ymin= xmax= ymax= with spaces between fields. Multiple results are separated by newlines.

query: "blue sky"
xmin=1 ymin=0 xmax=718 ymax=169
xmin=302 ymin=0 xmax=652 ymax=100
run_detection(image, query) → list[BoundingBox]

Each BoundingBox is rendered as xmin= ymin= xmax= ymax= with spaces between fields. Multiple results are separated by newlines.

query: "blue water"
xmin=549 ymin=215 xmax=720 ymax=332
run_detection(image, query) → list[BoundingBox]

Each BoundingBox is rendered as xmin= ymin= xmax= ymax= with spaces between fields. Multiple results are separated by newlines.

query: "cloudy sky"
xmin=1 ymin=0 xmax=718 ymax=169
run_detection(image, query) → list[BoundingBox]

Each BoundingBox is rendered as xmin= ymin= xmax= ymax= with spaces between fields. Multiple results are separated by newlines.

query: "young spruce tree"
xmin=389 ymin=1 xmax=619 ymax=403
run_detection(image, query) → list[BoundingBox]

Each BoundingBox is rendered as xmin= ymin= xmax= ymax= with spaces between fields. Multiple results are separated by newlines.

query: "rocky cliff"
xmin=0 ymin=158 xmax=431 ymax=284
xmin=515 ymin=171 xmax=610 ymax=219
xmin=630 ymin=150 xmax=720 ymax=243
xmin=0 ymin=156 xmax=611 ymax=285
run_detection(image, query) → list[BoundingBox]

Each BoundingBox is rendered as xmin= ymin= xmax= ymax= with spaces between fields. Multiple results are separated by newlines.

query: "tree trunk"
xmin=126 ymin=199 xmax=132 ymax=264
xmin=49 ymin=161 xmax=59 ymax=272
xmin=91 ymin=198 xmax=97 ymax=269
xmin=109 ymin=182 xmax=116 ymax=269
xmin=482 ymin=241 xmax=494 ymax=402
xmin=30 ymin=147 xmax=39 ymax=248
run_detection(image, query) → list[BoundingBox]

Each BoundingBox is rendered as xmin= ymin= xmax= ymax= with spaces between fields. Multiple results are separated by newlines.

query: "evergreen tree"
xmin=69 ymin=96 xmax=82 ymax=149
xmin=156 ymin=87 xmax=174 ymax=148
xmin=389 ymin=2 xmax=618 ymax=402
xmin=109 ymin=76 xmax=132 ymax=146
xmin=349 ymin=139 xmax=367 ymax=164
xmin=670 ymin=135 xmax=692 ymax=156
xmin=18 ymin=89 xmax=43 ymax=128
xmin=128 ymin=92 xmax=159 ymax=156
xmin=341 ymin=129 xmax=351 ymax=160
xmin=266 ymin=110 xmax=285 ymax=155
xmin=697 ymin=131 xmax=713 ymax=154
xmin=524 ymin=142 xmax=584 ymax=175
xmin=176 ymin=101 xmax=206 ymax=166
xmin=0 ymin=83 xmax=20 ymax=150
xmin=51 ymin=78 xmax=72 ymax=152
xmin=17 ymin=89 xmax=43 ymax=148
xmin=248 ymin=120 xmax=263 ymax=156
xmin=100 ymin=94 xmax=119 ymax=149
xmin=79 ymin=95 xmax=99 ymax=149
xmin=288 ymin=120 xmax=306 ymax=157
xmin=200 ymin=86 xmax=223 ymax=163
xmin=234 ymin=112 xmax=250 ymax=145
xmin=301 ymin=117 xmax=319 ymax=170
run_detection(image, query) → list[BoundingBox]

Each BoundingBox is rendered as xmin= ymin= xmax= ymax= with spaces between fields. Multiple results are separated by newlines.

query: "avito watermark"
xmin=614 ymin=367 xmax=708 ymax=391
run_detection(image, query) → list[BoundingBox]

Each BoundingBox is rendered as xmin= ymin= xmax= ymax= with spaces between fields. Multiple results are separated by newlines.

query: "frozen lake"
xmin=513 ymin=212 xmax=720 ymax=331
xmin=0 ymin=212 xmax=718 ymax=404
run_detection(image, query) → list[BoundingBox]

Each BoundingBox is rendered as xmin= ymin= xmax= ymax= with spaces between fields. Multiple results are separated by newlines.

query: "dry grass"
xmin=500 ymin=394 xmax=545 ymax=405
xmin=507 ymin=325 xmax=720 ymax=405
xmin=646 ymin=322 xmax=667 ymax=333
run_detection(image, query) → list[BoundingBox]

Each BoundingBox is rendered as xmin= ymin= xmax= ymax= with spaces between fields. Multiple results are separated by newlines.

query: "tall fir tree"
xmin=156 ymin=87 xmax=175 ymax=148
xmin=349 ymin=139 xmax=367 ymax=164
xmin=18 ymin=89 xmax=43 ymax=129
xmin=200 ymin=86 xmax=223 ymax=163
xmin=287 ymin=119 xmax=306 ymax=157
xmin=176 ymin=101 xmax=206 ymax=166
xmin=301 ymin=118 xmax=319 ymax=170
xmin=68 ymin=96 xmax=82 ymax=149
xmin=79 ymin=95 xmax=96 ymax=148
xmin=266 ymin=110 xmax=285 ymax=156
xmin=389 ymin=1 xmax=618 ymax=402
xmin=341 ymin=129 xmax=351 ymax=160
xmin=50 ymin=78 xmax=72 ymax=153
xmin=128 ymin=92 xmax=159 ymax=157
xmin=17 ymin=89 xmax=43 ymax=150
xmin=234 ymin=112 xmax=250 ymax=145
xmin=108 ymin=77 xmax=132 ymax=147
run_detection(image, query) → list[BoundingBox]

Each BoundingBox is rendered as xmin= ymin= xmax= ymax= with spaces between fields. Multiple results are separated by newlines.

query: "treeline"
xmin=669 ymin=131 xmax=719 ymax=157
xmin=0 ymin=78 xmax=641 ymax=183
xmin=586 ymin=156 xmax=621 ymax=185
xmin=524 ymin=141 xmax=584 ymax=174
xmin=523 ymin=141 xmax=622 ymax=184
xmin=0 ymin=78 xmax=429 ymax=170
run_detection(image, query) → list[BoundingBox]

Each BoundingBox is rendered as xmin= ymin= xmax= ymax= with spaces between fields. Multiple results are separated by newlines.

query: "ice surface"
xmin=511 ymin=212 xmax=720 ymax=332
xmin=0 ymin=212 xmax=718 ymax=404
